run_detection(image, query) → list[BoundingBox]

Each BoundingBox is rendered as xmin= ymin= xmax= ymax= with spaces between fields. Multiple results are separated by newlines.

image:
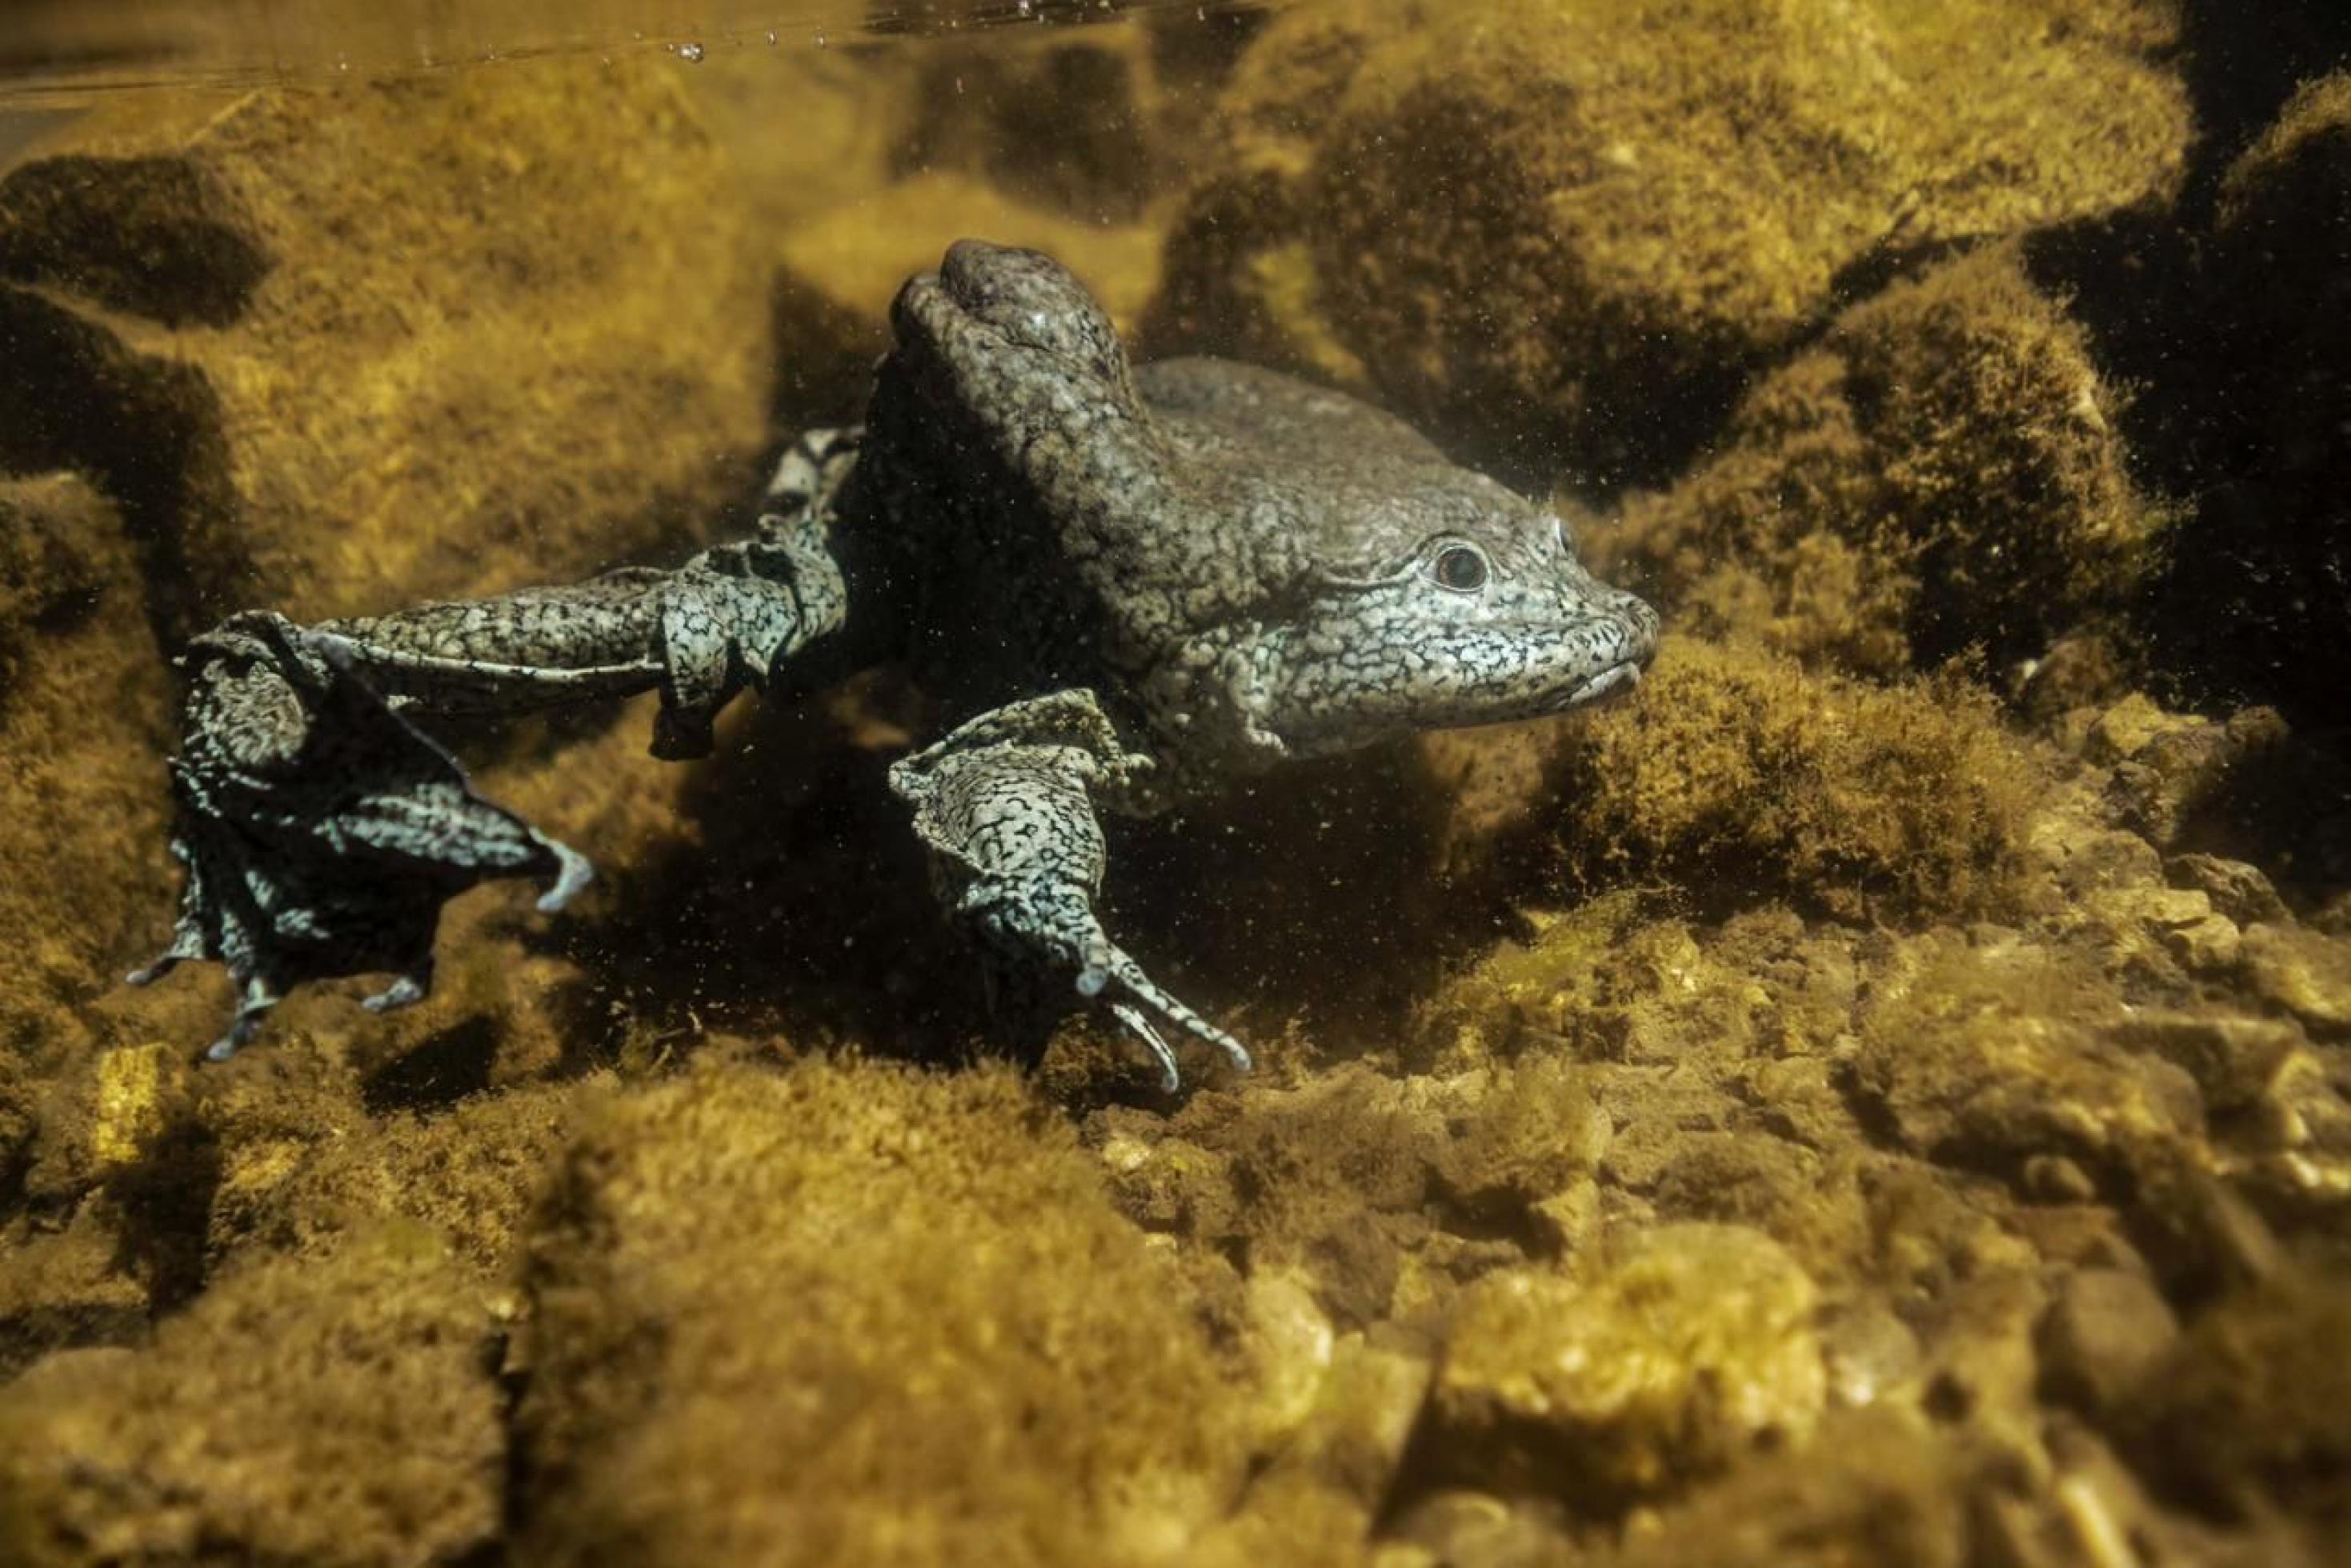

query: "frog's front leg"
xmin=134 ymin=453 xmax=861 ymax=1061
xmin=889 ymin=690 xmax=1252 ymax=1092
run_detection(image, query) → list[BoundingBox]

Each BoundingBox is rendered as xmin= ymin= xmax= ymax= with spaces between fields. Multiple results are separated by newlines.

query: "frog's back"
xmin=1136 ymin=358 xmax=1448 ymax=473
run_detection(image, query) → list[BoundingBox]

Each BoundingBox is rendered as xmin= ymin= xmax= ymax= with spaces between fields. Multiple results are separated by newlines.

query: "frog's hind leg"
xmin=134 ymin=470 xmax=859 ymax=1062
xmin=889 ymin=690 xmax=1252 ymax=1093
xmin=130 ymin=610 xmax=607 ymax=1059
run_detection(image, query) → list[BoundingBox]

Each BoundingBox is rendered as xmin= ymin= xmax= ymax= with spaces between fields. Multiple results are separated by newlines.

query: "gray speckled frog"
xmin=131 ymin=242 xmax=1659 ymax=1090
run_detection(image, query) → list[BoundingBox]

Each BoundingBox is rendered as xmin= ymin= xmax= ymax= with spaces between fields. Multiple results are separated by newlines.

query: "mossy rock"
xmin=1420 ymin=1226 xmax=1825 ymax=1514
xmin=0 ymin=56 xmax=771 ymax=640
xmin=515 ymin=1058 xmax=1245 ymax=1565
xmin=0 ymin=476 xmax=174 ymax=1067
xmin=0 ymin=1232 xmax=503 ymax=1568
xmin=1598 ymin=246 xmax=2162 ymax=682
xmin=1542 ymin=639 xmax=2047 ymax=923
xmin=1149 ymin=0 xmax=2189 ymax=484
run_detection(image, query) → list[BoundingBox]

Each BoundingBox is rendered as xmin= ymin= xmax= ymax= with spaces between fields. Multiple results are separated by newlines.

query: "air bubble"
xmin=676 ymin=40 xmax=706 ymax=62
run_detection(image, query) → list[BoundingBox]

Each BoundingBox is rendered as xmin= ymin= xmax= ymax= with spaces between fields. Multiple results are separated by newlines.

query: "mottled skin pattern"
xmin=133 ymin=242 xmax=1659 ymax=1090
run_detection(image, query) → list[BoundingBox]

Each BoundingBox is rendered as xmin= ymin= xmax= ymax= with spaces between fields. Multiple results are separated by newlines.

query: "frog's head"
xmin=1230 ymin=485 xmax=1660 ymax=759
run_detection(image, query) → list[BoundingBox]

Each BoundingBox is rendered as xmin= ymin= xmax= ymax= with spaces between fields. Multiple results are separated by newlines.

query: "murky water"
xmin=2 ymin=2 xmax=2349 ymax=1564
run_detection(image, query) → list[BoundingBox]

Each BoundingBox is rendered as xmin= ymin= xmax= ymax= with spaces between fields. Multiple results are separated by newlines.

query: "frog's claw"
xmin=892 ymin=690 xmax=1252 ymax=1093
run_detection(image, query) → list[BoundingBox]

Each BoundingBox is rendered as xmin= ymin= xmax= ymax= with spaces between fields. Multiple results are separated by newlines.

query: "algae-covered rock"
xmin=2119 ymin=1278 xmax=2351 ymax=1529
xmin=892 ymin=29 xmax=1165 ymax=222
xmin=2243 ymin=922 xmax=2351 ymax=1036
xmin=1540 ymin=640 xmax=2045 ymax=922
xmin=0 ymin=475 xmax=173 ymax=1068
xmin=1420 ymin=1225 xmax=1824 ymax=1513
xmin=18 ymin=1042 xmax=194 ymax=1213
xmin=2067 ymin=694 xmax=2294 ymax=855
xmin=1187 ymin=1335 xmax=1431 ymax=1568
xmin=1150 ymin=0 xmax=2189 ymax=481
xmin=0 ymin=1207 xmax=150 ymax=1378
xmin=1094 ymin=1059 xmax=1608 ymax=1329
xmin=2037 ymin=1266 xmax=2180 ymax=1421
xmin=0 ymin=1231 xmax=503 ymax=1568
xmin=1599 ymin=1408 xmax=1964 ymax=1568
xmin=1600 ymin=248 xmax=2159 ymax=680
xmin=208 ymin=1078 xmax=586 ymax=1278
xmin=0 ymin=56 xmax=769 ymax=638
xmin=515 ymin=1059 xmax=1243 ymax=1566
xmin=1851 ymin=932 xmax=2201 ymax=1190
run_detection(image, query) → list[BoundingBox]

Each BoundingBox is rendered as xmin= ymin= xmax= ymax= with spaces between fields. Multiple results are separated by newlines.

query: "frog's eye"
xmin=1431 ymin=543 xmax=1490 ymax=593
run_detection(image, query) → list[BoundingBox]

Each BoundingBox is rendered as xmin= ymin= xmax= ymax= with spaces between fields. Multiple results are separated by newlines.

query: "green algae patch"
xmin=1544 ymin=640 xmax=2045 ymax=923
xmin=0 ymin=1230 xmax=503 ymax=1568
xmin=514 ymin=1058 xmax=1245 ymax=1566
xmin=1600 ymin=248 xmax=2161 ymax=679
xmin=1151 ymin=0 xmax=2189 ymax=479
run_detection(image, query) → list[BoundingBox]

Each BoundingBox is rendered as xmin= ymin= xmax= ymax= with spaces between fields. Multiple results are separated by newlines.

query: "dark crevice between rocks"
xmin=2174 ymin=2 xmax=2351 ymax=215
xmin=2024 ymin=14 xmax=2351 ymax=730
xmin=362 ymin=1016 xmax=501 ymax=1118
xmin=532 ymin=692 xmax=983 ymax=1071
xmin=0 ymin=283 xmax=250 ymax=651
xmin=101 ymin=1110 xmax=222 ymax=1316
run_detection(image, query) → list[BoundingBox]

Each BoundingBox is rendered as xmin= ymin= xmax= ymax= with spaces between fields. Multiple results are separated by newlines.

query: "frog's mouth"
xmin=1564 ymin=659 xmax=1643 ymax=710
xmin=1236 ymin=612 xmax=1657 ymax=761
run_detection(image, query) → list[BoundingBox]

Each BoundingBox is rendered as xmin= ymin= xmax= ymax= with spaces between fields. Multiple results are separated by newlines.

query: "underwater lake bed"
xmin=2 ymin=2 xmax=2350 ymax=1563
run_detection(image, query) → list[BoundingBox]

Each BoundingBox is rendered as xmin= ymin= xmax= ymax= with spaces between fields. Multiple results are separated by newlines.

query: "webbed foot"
xmin=894 ymin=690 xmax=1252 ymax=1093
xmin=131 ymin=613 xmax=591 ymax=1059
xmin=962 ymin=878 xmax=1250 ymax=1092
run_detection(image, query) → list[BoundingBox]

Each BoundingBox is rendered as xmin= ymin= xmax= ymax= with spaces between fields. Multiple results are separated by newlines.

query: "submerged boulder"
xmin=0 ymin=57 xmax=771 ymax=641
xmin=1597 ymin=248 xmax=2161 ymax=682
xmin=0 ymin=476 xmax=173 ymax=1066
xmin=1149 ymin=0 xmax=2190 ymax=484
xmin=514 ymin=1059 xmax=1244 ymax=1566
xmin=1419 ymin=1226 xmax=1825 ymax=1514
xmin=0 ymin=1233 xmax=504 ymax=1568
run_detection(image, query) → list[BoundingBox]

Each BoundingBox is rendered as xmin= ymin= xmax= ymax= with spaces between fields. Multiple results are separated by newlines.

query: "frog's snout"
xmin=1618 ymin=586 xmax=1661 ymax=666
xmin=1561 ymin=585 xmax=1660 ymax=710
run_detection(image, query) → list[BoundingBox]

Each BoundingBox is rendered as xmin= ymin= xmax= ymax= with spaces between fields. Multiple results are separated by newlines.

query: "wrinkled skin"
xmin=132 ymin=241 xmax=1658 ymax=1090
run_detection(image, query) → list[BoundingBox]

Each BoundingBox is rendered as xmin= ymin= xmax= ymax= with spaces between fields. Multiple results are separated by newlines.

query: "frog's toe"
xmin=202 ymin=975 xmax=281 ymax=1062
xmin=535 ymin=841 xmax=595 ymax=913
xmin=361 ymin=962 xmax=435 ymax=1014
xmin=1090 ymin=947 xmax=1252 ymax=1086
xmin=1107 ymin=1002 xmax=1181 ymax=1094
